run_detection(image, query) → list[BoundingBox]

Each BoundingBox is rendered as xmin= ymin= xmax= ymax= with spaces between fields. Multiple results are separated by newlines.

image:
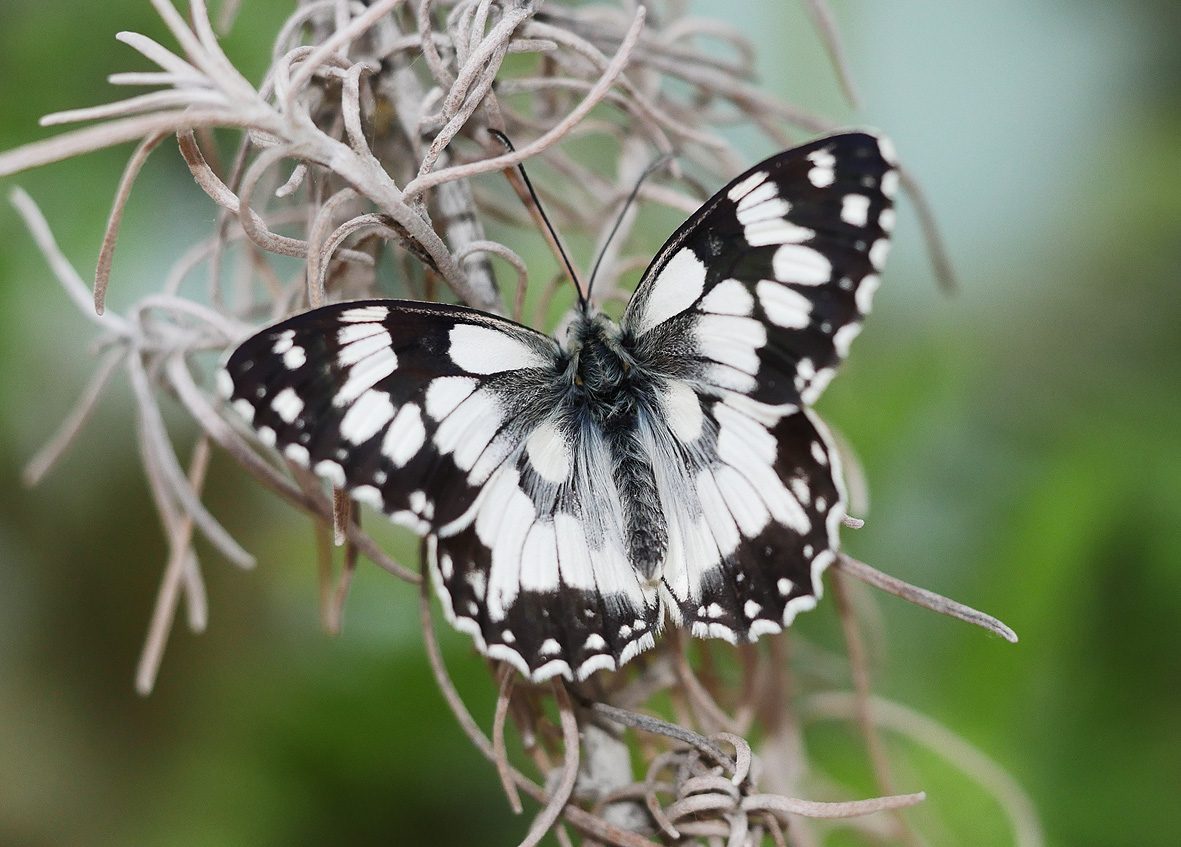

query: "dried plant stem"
xmin=836 ymin=555 xmax=1018 ymax=643
xmin=23 ymin=348 xmax=125 ymax=486
xmin=128 ymin=352 xmax=255 ymax=569
xmin=801 ymin=0 xmax=862 ymax=108
xmin=591 ymin=702 xmax=735 ymax=775
xmin=95 ymin=132 xmax=170 ymax=314
xmin=495 ymin=665 xmax=526 ymax=814
xmin=741 ymin=790 xmax=926 ymax=820
xmin=135 ymin=435 xmax=212 ymax=695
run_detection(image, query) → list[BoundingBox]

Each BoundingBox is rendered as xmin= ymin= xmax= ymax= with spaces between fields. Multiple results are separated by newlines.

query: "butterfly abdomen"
xmin=610 ymin=420 xmax=668 ymax=580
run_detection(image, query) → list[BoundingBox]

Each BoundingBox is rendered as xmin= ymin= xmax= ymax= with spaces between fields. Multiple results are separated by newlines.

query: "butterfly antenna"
xmin=488 ymin=129 xmax=587 ymax=311
xmin=584 ymin=153 xmax=673 ymax=305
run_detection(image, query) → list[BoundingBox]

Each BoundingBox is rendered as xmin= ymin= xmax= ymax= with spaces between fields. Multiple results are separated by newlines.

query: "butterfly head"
xmin=561 ymin=310 xmax=639 ymax=416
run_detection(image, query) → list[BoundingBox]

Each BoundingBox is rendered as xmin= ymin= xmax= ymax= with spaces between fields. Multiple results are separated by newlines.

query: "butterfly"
xmin=219 ymin=131 xmax=897 ymax=682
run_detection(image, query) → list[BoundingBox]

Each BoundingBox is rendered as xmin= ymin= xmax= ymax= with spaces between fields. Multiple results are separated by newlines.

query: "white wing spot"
xmin=660 ymin=379 xmax=704 ymax=443
xmin=584 ymin=634 xmax=607 ymax=651
xmin=335 ymin=347 xmax=397 ymax=405
xmin=434 ymin=388 xmax=503 ymax=471
xmin=736 ymin=180 xmax=777 ymax=210
xmin=425 ymin=376 xmax=479 ymax=421
xmin=772 ymin=244 xmax=832 ymax=286
xmin=834 ymin=323 xmax=862 ymax=357
xmin=840 ymin=194 xmax=871 ymax=227
xmin=716 ymin=404 xmax=811 ymax=534
xmin=882 ymin=169 xmax=900 ymax=198
xmin=257 ymin=426 xmax=276 ymax=447
xmin=271 ymin=387 xmax=304 ymax=423
xmin=744 ymin=219 xmax=814 ymax=247
xmin=339 ymin=305 xmax=389 ymax=322
xmin=554 ymin=513 xmax=596 ymax=590
xmin=791 ymin=477 xmax=812 ymax=506
xmin=520 ymin=522 xmax=560 ymax=593
xmin=703 ymin=363 xmax=757 ymax=395
xmin=777 ymin=578 xmax=793 ymax=596
xmin=807 ymin=148 xmax=836 ymax=187
xmin=879 ymin=208 xmax=896 ymax=232
xmin=284 ymin=443 xmax=309 ymax=465
xmin=272 ymin=329 xmax=295 ymax=354
xmin=314 ymin=459 xmax=346 ymax=487
xmin=539 ymin=638 xmax=561 ymax=657
xmin=700 ymin=278 xmax=754 ymax=316
xmin=869 ymin=238 xmax=891 ymax=271
xmin=736 ymin=197 xmax=790 ymax=226
xmin=232 ymin=398 xmax=255 ymax=424
xmin=525 ymin=421 xmax=571 ymax=483
xmin=633 ymin=248 xmax=707 ymax=336
xmin=715 ymin=465 xmax=770 ymax=538
xmin=466 ymin=569 xmax=487 ymax=599
xmin=757 ymin=280 xmax=813 ymax=329
xmin=381 ymin=403 xmax=425 ymax=468
xmin=282 ymin=345 xmax=306 ymax=370
xmin=726 ymin=169 xmax=769 ymax=202
xmin=448 ymin=324 xmax=548 ymax=374
xmin=696 ymin=314 xmax=767 ymax=374
xmin=811 ymin=440 xmax=828 ymax=466
xmin=339 ymin=389 xmax=395 ymax=444
xmin=856 ymin=273 xmax=881 ymax=314
xmin=744 ymin=600 xmax=762 ymax=619
xmin=337 ymin=323 xmax=386 ymax=345
xmin=352 ymin=485 xmax=383 ymax=508
xmin=337 ymin=329 xmax=392 ymax=366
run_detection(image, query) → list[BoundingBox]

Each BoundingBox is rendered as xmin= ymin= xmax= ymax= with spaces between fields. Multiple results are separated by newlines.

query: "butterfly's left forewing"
xmin=623 ymin=131 xmax=896 ymax=406
xmin=622 ymin=131 xmax=897 ymax=643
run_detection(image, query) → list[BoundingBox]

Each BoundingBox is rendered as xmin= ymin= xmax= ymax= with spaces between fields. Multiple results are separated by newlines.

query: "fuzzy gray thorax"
xmin=562 ymin=312 xmax=668 ymax=580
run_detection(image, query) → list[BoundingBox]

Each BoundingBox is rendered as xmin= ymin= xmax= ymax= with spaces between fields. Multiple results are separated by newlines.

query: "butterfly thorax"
xmin=561 ymin=311 xmax=669 ymax=580
xmin=563 ymin=312 xmax=633 ymax=416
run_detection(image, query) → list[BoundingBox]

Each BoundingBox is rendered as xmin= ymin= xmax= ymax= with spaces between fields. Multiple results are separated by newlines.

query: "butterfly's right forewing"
xmin=221 ymin=300 xmax=560 ymax=533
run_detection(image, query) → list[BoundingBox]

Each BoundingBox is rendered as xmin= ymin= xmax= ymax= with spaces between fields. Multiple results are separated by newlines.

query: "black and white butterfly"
xmin=220 ymin=131 xmax=897 ymax=681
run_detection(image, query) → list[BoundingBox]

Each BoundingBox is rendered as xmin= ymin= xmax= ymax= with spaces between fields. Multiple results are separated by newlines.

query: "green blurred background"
xmin=1 ymin=2 xmax=1178 ymax=845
